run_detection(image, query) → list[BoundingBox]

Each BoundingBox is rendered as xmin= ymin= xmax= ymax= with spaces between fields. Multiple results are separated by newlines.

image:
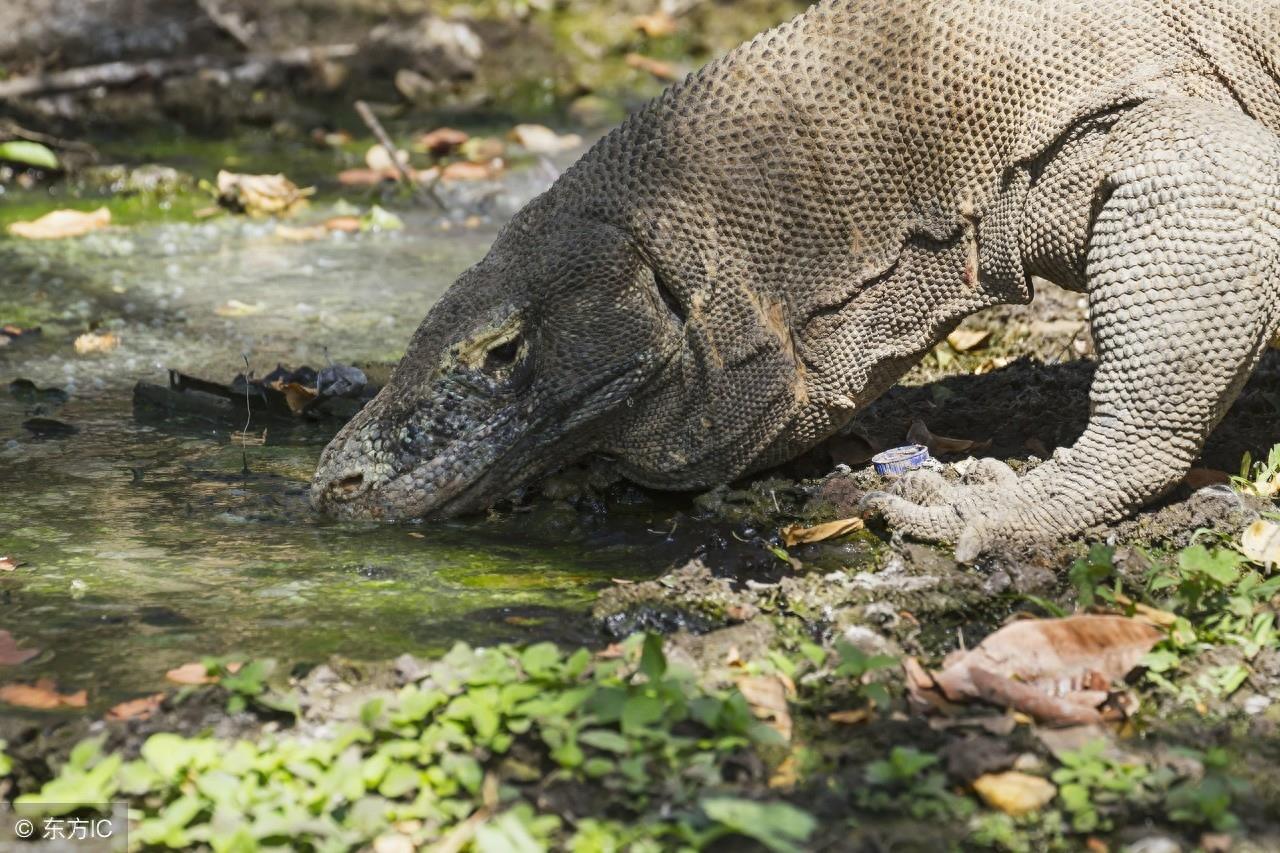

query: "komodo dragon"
xmin=313 ymin=0 xmax=1280 ymax=559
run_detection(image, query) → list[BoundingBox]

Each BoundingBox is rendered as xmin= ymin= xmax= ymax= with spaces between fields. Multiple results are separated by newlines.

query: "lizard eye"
xmin=483 ymin=335 xmax=523 ymax=372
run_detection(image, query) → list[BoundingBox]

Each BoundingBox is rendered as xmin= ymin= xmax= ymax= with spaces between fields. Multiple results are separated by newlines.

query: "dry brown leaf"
xmin=106 ymin=693 xmax=164 ymax=721
xmin=508 ymin=124 xmax=583 ymax=155
xmin=365 ymin=145 xmax=410 ymax=172
xmin=972 ymin=771 xmax=1057 ymax=816
xmin=276 ymin=382 xmax=318 ymax=415
xmin=337 ymin=167 xmax=398 ymax=186
xmin=216 ymin=171 xmax=314 ymax=217
xmin=970 ymin=667 xmax=1107 ymax=726
xmin=1110 ymin=593 xmax=1178 ymax=629
xmin=947 ymin=328 xmax=992 ymax=352
xmin=165 ymin=662 xmax=215 ymax=685
xmin=418 ymin=127 xmax=470 ymax=156
xmin=827 ymin=708 xmax=873 ymax=726
xmin=0 ymin=678 xmax=87 ymax=709
xmin=625 ymin=52 xmax=678 ymax=80
xmin=907 ymin=419 xmax=990 ymax=456
xmin=325 ymin=216 xmax=362 ymax=234
xmin=0 ymin=630 xmax=39 ymax=666
xmin=632 ymin=10 xmax=678 ymax=37
xmin=780 ymin=517 xmax=865 ymax=547
xmin=440 ymin=160 xmax=504 ymax=181
xmin=1183 ymin=468 xmax=1231 ymax=489
xmin=0 ymin=555 xmax=20 ymax=572
xmin=736 ymin=675 xmax=792 ymax=742
xmin=8 ymin=207 xmax=110 ymax=240
xmin=1240 ymin=519 xmax=1280 ymax=566
xmin=73 ymin=331 xmax=119 ymax=355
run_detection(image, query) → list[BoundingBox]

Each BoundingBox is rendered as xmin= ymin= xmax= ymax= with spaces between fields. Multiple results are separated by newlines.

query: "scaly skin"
xmin=313 ymin=0 xmax=1280 ymax=559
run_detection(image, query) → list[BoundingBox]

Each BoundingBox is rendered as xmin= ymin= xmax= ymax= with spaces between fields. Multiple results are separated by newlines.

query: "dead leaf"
xmin=216 ymin=171 xmax=314 ymax=217
xmin=337 ymin=167 xmax=398 ymax=186
xmin=0 ymin=556 xmax=20 ymax=572
xmin=1110 ymin=593 xmax=1178 ymax=629
xmin=214 ymin=299 xmax=264 ymax=318
xmin=274 ymin=381 xmax=317 ymax=415
xmin=1240 ymin=519 xmax=1280 ymax=566
xmin=365 ymin=145 xmax=411 ymax=173
xmin=625 ymin=52 xmax=678 ymax=80
xmin=972 ymin=771 xmax=1057 ymax=816
xmin=508 ymin=124 xmax=583 ymax=155
xmin=947 ymin=328 xmax=992 ymax=352
xmin=165 ymin=662 xmax=215 ymax=685
xmin=418 ymin=127 xmax=469 ymax=156
xmin=8 ymin=207 xmax=111 ymax=240
xmin=0 ymin=631 xmax=39 ymax=666
xmin=324 ymin=216 xmax=361 ymax=233
xmin=914 ymin=616 xmax=1162 ymax=725
xmin=440 ymin=160 xmax=504 ymax=181
xmin=274 ymin=224 xmax=328 ymax=242
xmin=827 ymin=708 xmax=872 ymax=726
xmin=73 ymin=331 xmax=119 ymax=355
xmin=1184 ymin=468 xmax=1231 ymax=489
xmin=736 ymin=675 xmax=792 ymax=741
xmin=973 ymin=356 xmax=1012 ymax=375
xmin=780 ymin=517 xmax=865 ymax=547
xmin=459 ymin=137 xmax=506 ymax=163
xmin=106 ymin=693 xmax=164 ymax=721
xmin=0 ymin=678 xmax=87 ymax=709
xmin=632 ymin=10 xmax=678 ymax=37
xmin=907 ymin=419 xmax=991 ymax=456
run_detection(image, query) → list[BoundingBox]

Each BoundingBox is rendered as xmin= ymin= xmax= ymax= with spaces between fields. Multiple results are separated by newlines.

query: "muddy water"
xmin=0 ymin=204 xmax=674 ymax=709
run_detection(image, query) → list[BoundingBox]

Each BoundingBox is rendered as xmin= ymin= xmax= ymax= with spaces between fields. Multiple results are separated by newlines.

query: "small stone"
xmin=971 ymin=771 xmax=1057 ymax=816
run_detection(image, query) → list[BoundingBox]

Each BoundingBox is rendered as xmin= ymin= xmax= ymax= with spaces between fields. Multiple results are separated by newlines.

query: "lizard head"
xmin=310 ymin=206 xmax=688 ymax=520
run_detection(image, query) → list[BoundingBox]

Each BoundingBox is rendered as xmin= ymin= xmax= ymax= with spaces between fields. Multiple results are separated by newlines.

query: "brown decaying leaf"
xmin=946 ymin=328 xmax=992 ymax=353
xmin=912 ymin=615 xmax=1162 ymax=726
xmin=1110 ymin=593 xmax=1178 ymax=629
xmin=439 ymin=160 xmax=504 ymax=182
xmin=780 ymin=517 xmax=865 ymax=547
xmin=216 ymin=171 xmax=314 ymax=217
xmin=0 ymin=678 xmax=87 ymax=709
xmin=73 ymin=331 xmax=119 ymax=355
xmin=106 ymin=693 xmax=164 ymax=721
xmin=0 ymin=555 xmax=20 ymax=571
xmin=418 ymin=127 xmax=469 ymax=156
xmin=736 ymin=675 xmax=793 ymax=742
xmin=625 ymin=52 xmax=678 ymax=80
xmin=0 ymin=630 xmax=39 ymax=666
xmin=972 ymin=771 xmax=1057 ymax=817
xmin=325 ymin=216 xmax=361 ymax=234
xmin=827 ymin=708 xmax=873 ymax=726
xmin=274 ymin=381 xmax=318 ymax=414
xmin=907 ymin=419 xmax=991 ymax=456
xmin=7 ymin=207 xmax=111 ymax=240
xmin=337 ymin=167 xmax=399 ymax=187
xmin=166 ymin=662 xmax=215 ymax=685
xmin=508 ymin=124 xmax=583 ymax=155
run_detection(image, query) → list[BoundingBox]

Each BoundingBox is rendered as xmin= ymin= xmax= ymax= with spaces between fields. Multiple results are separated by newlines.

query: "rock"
xmin=365 ymin=16 xmax=483 ymax=84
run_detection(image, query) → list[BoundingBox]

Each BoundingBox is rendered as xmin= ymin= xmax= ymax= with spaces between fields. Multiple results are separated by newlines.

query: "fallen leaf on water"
xmin=337 ymin=167 xmax=398 ymax=186
xmin=365 ymin=145 xmax=411 ymax=173
xmin=508 ymin=124 xmax=583 ymax=155
xmin=632 ymin=10 xmax=678 ymax=37
xmin=0 ymin=556 xmax=20 ymax=571
xmin=0 ymin=631 xmax=39 ymax=666
xmin=907 ymin=419 xmax=991 ymax=456
xmin=947 ymin=328 xmax=992 ymax=352
xmin=215 ymin=299 xmax=264 ymax=318
xmin=166 ymin=662 xmax=215 ymax=685
xmin=73 ymin=331 xmax=119 ymax=355
xmin=1240 ymin=519 xmax=1280 ymax=567
xmin=0 ymin=678 xmax=87 ymax=709
xmin=324 ymin=216 xmax=362 ymax=233
xmin=736 ymin=675 xmax=793 ymax=742
xmin=439 ymin=160 xmax=504 ymax=182
xmin=215 ymin=171 xmax=314 ymax=217
xmin=7 ymin=207 xmax=110 ymax=240
xmin=972 ymin=771 xmax=1057 ymax=816
xmin=780 ymin=517 xmax=865 ymax=547
xmin=274 ymin=224 xmax=328 ymax=242
xmin=909 ymin=615 xmax=1162 ymax=726
xmin=459 ymin=137 xmax=506 ymax=163
xmin=106 ymin=693 xmax=164 ymax=721
xmin=417 ymin=127 xmax=469 ymax=156
xmin=626 ymin=52 xmax=678 ymax=80
xmin=275 ymin=382 xmax=317 ymax=415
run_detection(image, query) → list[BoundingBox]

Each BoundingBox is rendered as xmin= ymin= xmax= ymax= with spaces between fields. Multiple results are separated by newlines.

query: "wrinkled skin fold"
xmin=314 ymin=0 xmax=1280 ymax=558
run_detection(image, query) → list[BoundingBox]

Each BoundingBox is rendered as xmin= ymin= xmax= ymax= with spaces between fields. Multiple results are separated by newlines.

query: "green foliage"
xmin=1050 ymin=741 xmax=1152 ymax=833
xmin=832 ymin=641 xmax=899 ymax=709
xmin=0 ymin=740 xmax=11 ymax=777
xmin=858 ymin=747 xmax=974 ymax=821
xmin=1162 ymin=747 xmax=1247 ymax=832
xmin=0 ymin=140 xmax=60 ymax=171
xmin=1069 ymin=544 xmax=1116 ymax=608
xmin=1232 ymin=444 xmax=1280 ymax=498
xmin=16 ymin=636 xmax=813 ymax=850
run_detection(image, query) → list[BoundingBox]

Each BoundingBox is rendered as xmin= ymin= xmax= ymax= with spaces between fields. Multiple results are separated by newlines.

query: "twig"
xmin=0 ymin=44 xmax=358 ymax=100
xmin=196 ymin=0 xmax=256 ymax=51
xmin=0 ymin=119 xmax=98 ymax=160
xmin=353 ymin=99 xmax=447 ymax=211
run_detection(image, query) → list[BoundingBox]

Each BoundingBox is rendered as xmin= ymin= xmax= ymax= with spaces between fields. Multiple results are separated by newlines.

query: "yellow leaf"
xmin=74 ymin=331 xmax=119 ymax=354
xmin=1240 ymin=519 xmax=1280 ymax=567
xmin=972 ymin=771 xmax=1057 ymax=816
xmin=780 ymin=517 xmax=865 ymax=547
xmin=947 ymin=328 xmax=992 ymax=352
xmin=8 ymin=207 xmax=110 ymax=240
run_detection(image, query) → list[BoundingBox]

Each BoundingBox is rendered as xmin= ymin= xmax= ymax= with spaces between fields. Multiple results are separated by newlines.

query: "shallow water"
xmin=0 ymin=200 xmax=676 ymax=710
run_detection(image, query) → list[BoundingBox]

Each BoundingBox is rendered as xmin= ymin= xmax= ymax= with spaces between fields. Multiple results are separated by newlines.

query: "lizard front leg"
xmin=864 ymin=98 xmax=1280 ymax=560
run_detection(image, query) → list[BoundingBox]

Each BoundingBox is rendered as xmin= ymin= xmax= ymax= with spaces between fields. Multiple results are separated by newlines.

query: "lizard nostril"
xmin=332 ymin=474 xmax=364 ymax=497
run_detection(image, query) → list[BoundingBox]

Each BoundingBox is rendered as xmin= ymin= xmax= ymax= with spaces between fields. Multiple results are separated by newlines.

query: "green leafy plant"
xmin=1050 ymin=741 xmax=1152 ymax=833
xmin=857 ymin=747 xmax=974 ymax=821
xmin=1162 ymin=747 xmax=1248 ymax=833
xmin=833 ymin=641 xmax=899 ymax=709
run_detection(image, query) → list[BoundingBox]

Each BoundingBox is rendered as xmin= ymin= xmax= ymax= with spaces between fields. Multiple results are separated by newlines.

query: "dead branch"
xmin=353 ymin=99 xmax=447 ymax=211
xmin=0 ymin=44 xmax=358 ymax=101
